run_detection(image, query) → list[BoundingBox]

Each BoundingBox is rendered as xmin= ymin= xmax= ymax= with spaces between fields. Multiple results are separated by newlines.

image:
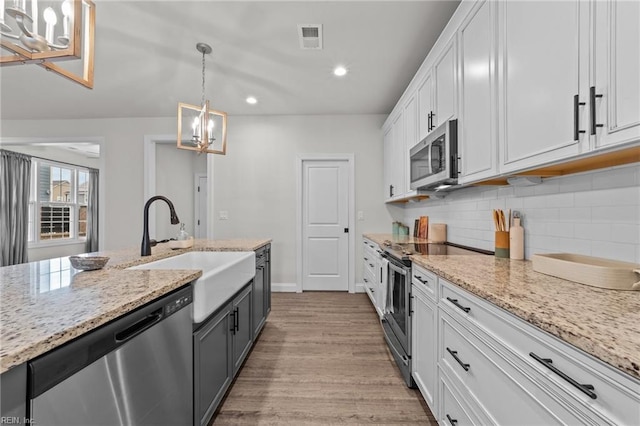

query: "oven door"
xmin=386 ymin=260 xmax=411 ymax=354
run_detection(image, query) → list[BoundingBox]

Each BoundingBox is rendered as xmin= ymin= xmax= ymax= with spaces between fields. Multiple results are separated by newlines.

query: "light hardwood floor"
xmin=212 ymin=292 xmax=436 ymax=425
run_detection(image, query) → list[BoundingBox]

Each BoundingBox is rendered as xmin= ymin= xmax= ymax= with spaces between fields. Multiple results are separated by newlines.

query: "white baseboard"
xmin=355 ymin=283 xmax=366 ymax=293
xmin=271 ymin=282 xmax=298 ymax=292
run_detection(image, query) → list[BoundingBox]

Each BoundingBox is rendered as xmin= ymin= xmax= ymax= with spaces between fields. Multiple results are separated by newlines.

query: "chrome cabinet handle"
xmin=530 ymin=352 xmax=597 ymax=399
xmin=446 ymin=297 xmax=470 ymax=313
xmin=446 ymin=347 xmax=470 ymax=371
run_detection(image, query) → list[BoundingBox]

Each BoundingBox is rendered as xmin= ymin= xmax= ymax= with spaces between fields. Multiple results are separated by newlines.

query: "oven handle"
xmin=388 ymin=261 xmax=407 ymax=276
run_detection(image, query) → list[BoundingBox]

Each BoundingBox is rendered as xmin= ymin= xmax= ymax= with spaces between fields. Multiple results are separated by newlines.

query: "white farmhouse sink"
xmin=129 ymin=251 xmax=255 ymax=323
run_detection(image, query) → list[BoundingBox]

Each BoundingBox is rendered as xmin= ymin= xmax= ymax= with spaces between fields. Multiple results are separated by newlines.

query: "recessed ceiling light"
xmin=333 ymin=66 xmax=347 ymax=77
xmin=246 ymin=96 xmax=257 ymax=105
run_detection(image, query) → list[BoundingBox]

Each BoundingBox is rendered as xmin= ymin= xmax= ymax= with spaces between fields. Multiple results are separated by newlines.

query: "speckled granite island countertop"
xmin=0 ymin=238 xmax=271 ymax=374
xmin=409 ymin=254 xmax=640 ymax=380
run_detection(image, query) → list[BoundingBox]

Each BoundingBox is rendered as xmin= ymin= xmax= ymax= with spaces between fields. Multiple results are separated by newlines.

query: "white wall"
xmin=155 ymin=143 xmax=206 ymax=239
xmin=1 ymin=114 xmax=393 ymax=285
xmin=212 ymin=114 xmax=393 ymax=284
xmin=396 ymin=164 xmax=640 ymax=263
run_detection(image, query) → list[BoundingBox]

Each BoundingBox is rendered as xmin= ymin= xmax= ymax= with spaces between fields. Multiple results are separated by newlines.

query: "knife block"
xmin=495 ymin=231 xmax=510 ymax=258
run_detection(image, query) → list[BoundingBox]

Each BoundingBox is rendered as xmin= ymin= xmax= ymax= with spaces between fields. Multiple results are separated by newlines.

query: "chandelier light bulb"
xmin=43 ymin=7 xmax=57 ymax=44
xmin=208 ymin=119 xmax=214 ymax=132
xmin=192 ymin=117 xmax=199 ymax=137
xmin=61 ymin=0 xmax=72 ymax=16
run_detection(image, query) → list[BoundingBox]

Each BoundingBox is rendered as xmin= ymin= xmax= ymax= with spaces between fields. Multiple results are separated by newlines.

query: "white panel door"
xmin=593 ymin=0 xmax=640 ymax=148
xmin=302 ymin=160 xmax=349 ymax=291
xmin=498 ymin=0 xmax=586 ymax=173
xmin=458 ymin=0 xmax=498 ymax=183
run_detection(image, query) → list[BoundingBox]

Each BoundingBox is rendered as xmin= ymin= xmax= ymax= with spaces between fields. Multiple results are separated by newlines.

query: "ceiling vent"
xmin=298 ymin=24 xmax=323 ymax=50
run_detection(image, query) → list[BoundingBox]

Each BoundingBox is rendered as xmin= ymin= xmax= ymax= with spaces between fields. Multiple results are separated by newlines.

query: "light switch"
xmin=219 ymin=210 xmax=228 ymax=220
xmin=357 ymin=210 xmax=364 ymax=221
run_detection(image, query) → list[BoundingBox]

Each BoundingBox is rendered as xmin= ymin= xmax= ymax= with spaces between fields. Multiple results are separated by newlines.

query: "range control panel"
xmin=164 ymin=293 xmax=193 ymax=317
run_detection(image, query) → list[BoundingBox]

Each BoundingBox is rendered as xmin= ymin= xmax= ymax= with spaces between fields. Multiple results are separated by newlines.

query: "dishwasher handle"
xmin=115 ymin=308 xmax=163 ymax=343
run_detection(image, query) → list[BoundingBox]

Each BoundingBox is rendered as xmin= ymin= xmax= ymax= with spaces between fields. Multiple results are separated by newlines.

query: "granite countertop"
xmin=409 ymin=254 xmax=640 ymax=380
xmin=364 ymin=233 xmax=430 ymax=246
xmin=0 ymin=238 xmax=272 ymax=374
xmin=362 ymin=233 xmax=639 ymax=379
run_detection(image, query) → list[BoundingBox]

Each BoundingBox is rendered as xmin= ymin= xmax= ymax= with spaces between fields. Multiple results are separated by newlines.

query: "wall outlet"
xmin=219 ymin=210 xmax=228 ymax=220
xmin=357 ymin=210 xmax=364 ymax=221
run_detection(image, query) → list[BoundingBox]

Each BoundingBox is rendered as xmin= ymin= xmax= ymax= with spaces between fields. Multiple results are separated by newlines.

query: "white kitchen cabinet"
xmin=362 ymin=238 xmax=384 ymax=317
xmin=592 ymin=0 xmax=640 ymax=149
xmin=383 ymin=125 xmax=393 ymax=201
xmin=383 ymin=112 xmax=406 ymax=202
xmin=417 ymin=39 xmax=457 ymax=142
xmin=438 ymin=278 xmax=640 ymax=425
xmin=418 ymin=73 xmax=434 ymax=142
xmin=457 ymin=0 xmax=498 ymax=183
xmin=433 ymin=39 xmax=457 ymax=129
xmin=411 ymin=265 xmax=438 ymax=416
xmin=498 ymin=0 xmax=590 ymax=173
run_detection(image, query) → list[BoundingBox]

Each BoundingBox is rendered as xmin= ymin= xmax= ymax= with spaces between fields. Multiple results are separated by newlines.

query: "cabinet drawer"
xmin=440 ymin=280 xmax=640 ymax=425
xmin=440 ymin=375 xmax=477 ymax=426
xmin=412 ymin=264 xmax=437 ymax=301
xmin=440 ymin=310 xmax=588 ymax=425
xmin=363 ymin=256 xmax=376 ymax=278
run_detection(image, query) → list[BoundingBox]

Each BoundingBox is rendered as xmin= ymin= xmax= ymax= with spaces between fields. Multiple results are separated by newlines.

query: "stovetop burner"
xmin=382 ymin=240 xmax=491 ymax=262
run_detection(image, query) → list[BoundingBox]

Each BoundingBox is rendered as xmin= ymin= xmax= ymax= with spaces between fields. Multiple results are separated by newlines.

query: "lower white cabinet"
xmin=409 ymin=266 xmax=640 ymax=425
xmin=411 ymin=264 xmax=439 ymax=415
xmin=363 ymin=238 xmax=384 ymax=317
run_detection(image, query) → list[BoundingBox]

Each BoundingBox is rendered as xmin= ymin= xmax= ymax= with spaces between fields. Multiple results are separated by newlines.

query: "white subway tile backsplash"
xmin=401 ymin=164 xmax=639 ymax=262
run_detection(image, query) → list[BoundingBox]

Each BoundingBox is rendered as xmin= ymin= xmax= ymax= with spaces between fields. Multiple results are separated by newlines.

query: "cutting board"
xmin=532 ymin=253 xmax=640 ymax=291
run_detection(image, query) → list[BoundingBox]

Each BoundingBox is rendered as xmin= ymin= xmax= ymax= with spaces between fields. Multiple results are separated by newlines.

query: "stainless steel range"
xmin=380 ymin=240 xmax=488 ymax=388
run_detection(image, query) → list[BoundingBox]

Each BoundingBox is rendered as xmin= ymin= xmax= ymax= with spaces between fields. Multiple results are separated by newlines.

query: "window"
xmin=29 ymin=159 xmax=91 ymax=245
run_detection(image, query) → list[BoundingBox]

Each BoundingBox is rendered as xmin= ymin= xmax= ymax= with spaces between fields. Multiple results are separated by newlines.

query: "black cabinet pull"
xmin=446 ymin=414 xmax=458 ymax=425
xmin=414 ymin=275 xmax=428 ymax=285
xmin=229 ymin=310 xmax=236 ymax=334
xmin=446 ymin=347 xmax=470 ymax=371
xmin=409 ymin=295 xmax=413 ymax=314
xmin=369 ymin=263 xmax=374 ymax=268
xmin=573 ymin=94 xmax=586 ymax=141
xmin=529 ymin=352 xmax=596 ymax=399
xmin=364 ymin=278 xmax=369 ymax=283
xmin=389 ymin=184 xmax=394 ymax=198
xmin=446 ymin=297 xmax=470 ymax=313
xmin=234 ymin=307 xmax=239 ymax=332
xmin=430 ymin=111 xmax=436 ymax=131
xmin=590 ymin=86 xmax=604 ymax=135
xmin=364 ymin=257 xmax=369 ymax=261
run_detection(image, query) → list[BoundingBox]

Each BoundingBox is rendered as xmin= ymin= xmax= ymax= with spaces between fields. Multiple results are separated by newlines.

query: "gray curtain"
xmin=0 ymin=149 xmax=32 ymax=266
xmin=85 ymin=168 xmax=99 ymax=253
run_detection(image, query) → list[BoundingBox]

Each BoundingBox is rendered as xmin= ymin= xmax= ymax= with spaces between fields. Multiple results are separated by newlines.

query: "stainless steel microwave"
xmin=409 ymin=119 xmax=458 ymax=191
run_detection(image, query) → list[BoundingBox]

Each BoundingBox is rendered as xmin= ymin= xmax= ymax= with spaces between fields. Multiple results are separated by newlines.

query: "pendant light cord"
xmin=201 ymin=49 xmax=206 ymax=107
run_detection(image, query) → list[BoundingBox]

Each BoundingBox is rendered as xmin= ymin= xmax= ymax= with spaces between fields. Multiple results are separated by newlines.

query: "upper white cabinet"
xmin=418 ymin=74 xmax=434 ymax=142
xmin=383 ymin=112 xmax=406 ymax=201
xmin=457 ymin=0 xmax=498 ymax=183
xmin=497 ymin=0 xmax=589 ymax=173
xmin=403 ymin=94 xmax=418 ymax=187
xmin=434 ymin=40 xmax=457 ymax=129
xmin=592 ymin=0 xmax=640 ymax=149
xmin=417 ymin=40 xmax=457 ymax=143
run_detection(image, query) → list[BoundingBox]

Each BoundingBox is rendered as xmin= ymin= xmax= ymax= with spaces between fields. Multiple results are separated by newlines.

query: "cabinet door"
xmin=383 ymin=126 xmax=394 ymax=200
xmin=458 ymin=0 xmax=498 ymax=183
xmin=434 ymin=39 xmax=457 ymax=128
xmin=593 ymin=0 xmax=640 ymax=148
xmin=252 ymin=272 xmax=265 ymax=337
xmin=264 ymin=247 xmax=271 ymax=317
xmin=194 ymin=305 xmax=233 ymax=426
xmin=412 ymin=286 xmax=438 ymax=416
xmin=404 ymin=94 xmax=418 ymax=190
xmin=391 ymin=112 xmax=405 ymax=197
xmin=418 ymin=73 xmax=434 ymax=141
xmin=232 ymin=285 xmax=253 ymax=375
xmin=498 ymin=0 xmax=587 ymax=173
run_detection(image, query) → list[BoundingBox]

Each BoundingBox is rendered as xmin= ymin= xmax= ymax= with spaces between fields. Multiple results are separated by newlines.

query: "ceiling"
xmin=0 ymin=1 xmax=460 ymax=120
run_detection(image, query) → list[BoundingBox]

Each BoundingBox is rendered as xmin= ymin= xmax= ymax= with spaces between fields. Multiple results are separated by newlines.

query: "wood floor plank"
xmin=212 ymin=292 xmax=436 ymax=425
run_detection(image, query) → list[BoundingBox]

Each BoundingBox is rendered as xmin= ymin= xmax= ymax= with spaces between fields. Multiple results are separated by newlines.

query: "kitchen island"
xmin=0 ymin=238 xmax=271 ymax=374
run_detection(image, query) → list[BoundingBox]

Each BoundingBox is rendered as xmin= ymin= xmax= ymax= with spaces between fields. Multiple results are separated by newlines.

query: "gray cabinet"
xmin=194 ymin=282 xmax=253 ymax=426
xmin=252 ymin=244 xmax=271 ymax=337
xmin=232 ymin=285 xmax=253 ymax=375
xmin=194 ymin=305 xmax=233 ymax=426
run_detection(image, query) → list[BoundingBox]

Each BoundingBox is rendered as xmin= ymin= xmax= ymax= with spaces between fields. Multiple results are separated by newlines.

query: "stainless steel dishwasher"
xmin=28 ymin=286 xmax=193 ymax=426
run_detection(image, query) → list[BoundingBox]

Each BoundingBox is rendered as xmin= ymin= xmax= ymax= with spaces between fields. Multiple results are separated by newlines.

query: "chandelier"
xmin=177 ymin=42 xmax=228 ymax=155
xmin=0 ymin=0 xmax=95 ymax=88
